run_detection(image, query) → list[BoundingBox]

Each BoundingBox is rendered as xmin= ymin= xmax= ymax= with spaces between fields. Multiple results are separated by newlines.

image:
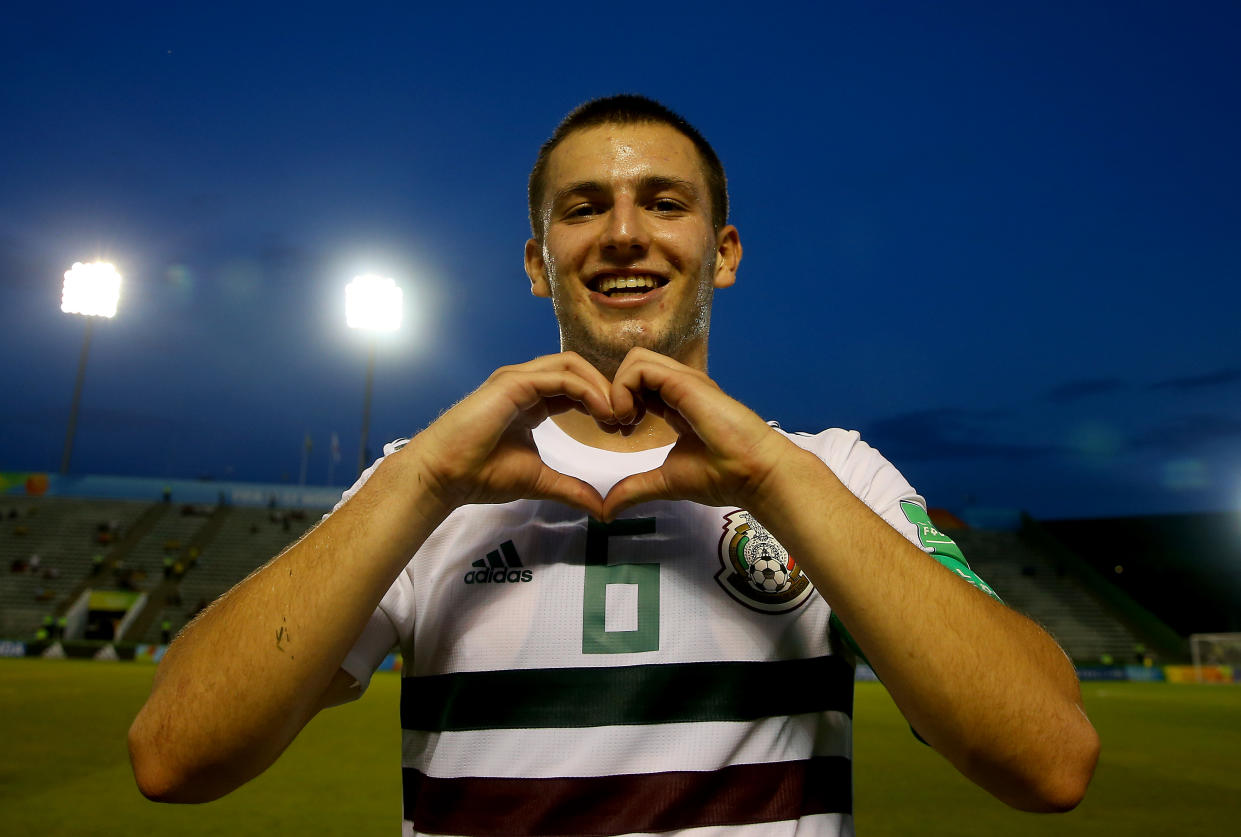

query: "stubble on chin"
xmin=548 ymin=261 xmax=717 ymax=380
xmin=555 ymin=318 xmax=642 ymax=381
xmin=558 ymin=316 xmax=712 ymax=381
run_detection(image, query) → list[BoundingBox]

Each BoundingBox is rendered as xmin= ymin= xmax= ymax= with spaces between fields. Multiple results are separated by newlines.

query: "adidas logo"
xmin=463 ymin=540 xmax=532 ymax=584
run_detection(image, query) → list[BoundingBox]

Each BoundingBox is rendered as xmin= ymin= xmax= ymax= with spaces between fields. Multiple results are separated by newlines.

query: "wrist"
xmin=744 ymin=442 xmax=845 ymax=530
xmin=365 ymin=439 xmax=458 ymax=531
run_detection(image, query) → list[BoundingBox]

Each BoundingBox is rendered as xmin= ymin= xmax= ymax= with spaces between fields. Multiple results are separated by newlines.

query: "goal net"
xmin=1189 ymin=633 xmax=1241 ymax=682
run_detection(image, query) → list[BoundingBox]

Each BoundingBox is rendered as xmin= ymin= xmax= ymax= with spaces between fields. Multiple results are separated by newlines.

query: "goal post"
xmin=1189 ymin=633 xmax=1241 ymax=682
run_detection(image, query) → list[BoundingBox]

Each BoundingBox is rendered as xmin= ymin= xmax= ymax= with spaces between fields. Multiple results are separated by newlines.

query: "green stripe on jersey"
xmin=401 ymin=656 xmax=854 ymax=732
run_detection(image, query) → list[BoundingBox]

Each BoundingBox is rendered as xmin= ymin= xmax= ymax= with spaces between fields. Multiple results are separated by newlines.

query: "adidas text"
xmin=464 ymin=568 xmax=533 ymax=584
xmin=464 ymin=540 xmax=531 ymax=584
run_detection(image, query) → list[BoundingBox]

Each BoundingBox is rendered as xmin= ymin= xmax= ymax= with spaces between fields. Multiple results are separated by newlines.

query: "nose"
xmin=600 ymin=197 xmax=649 ymax=255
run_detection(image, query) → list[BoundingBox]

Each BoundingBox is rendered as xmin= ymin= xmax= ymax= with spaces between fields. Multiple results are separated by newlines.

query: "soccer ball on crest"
xmin=747 ymin=555 xmax=791 ymax=594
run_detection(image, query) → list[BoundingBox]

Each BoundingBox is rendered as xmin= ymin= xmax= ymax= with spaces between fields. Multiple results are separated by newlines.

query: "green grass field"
xmin=1 ymin=658 xmax=1238 ymax=835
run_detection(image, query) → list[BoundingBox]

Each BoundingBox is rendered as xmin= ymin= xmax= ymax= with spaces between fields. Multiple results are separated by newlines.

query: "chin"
xmin=574 ymin=345 xmax=627 ymax=380
xmin=562 ymin=319 xmax=702 ymax=377
xmin=560 ymin=326 xmax=641 ymax=373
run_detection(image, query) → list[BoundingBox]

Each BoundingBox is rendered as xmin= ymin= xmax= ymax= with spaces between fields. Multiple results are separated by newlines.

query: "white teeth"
xmin=597 ymin=275 xmax=658 ymax=293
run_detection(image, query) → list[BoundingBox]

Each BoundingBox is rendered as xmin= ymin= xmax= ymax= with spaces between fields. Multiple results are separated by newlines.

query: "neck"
xmin=551 ymin=409 xmax=679 ymax=452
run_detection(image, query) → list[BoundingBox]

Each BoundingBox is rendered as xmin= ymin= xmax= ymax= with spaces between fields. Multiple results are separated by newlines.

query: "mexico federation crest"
xmin=716 ymin=509 xmax=812 ymax=614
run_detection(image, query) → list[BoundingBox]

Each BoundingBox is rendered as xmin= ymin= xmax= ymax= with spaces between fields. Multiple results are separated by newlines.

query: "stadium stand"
xmin=129 ymin=506 xmax=310 ymax=644
xmin=119 ymin=504 xmax=231 ymax=643
xmin=0 ymin=496 xmax=152 ymax=637
xmin=1 ymin=493 xmax=1226 ymax=668
xmin=1038 ymin=512 xmax=1241 ymax=637
xmin=121 ymin=508 xmax=212 ymax=581
xmin=952 ymin=528 xmax=1150 ymax=662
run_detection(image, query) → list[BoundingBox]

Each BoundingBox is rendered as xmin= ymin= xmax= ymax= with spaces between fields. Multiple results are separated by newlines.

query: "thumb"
xmin=601 ymin=468 xmax=672 ymax=522
xmin=531 ymin=465 xmax=605 ymax=518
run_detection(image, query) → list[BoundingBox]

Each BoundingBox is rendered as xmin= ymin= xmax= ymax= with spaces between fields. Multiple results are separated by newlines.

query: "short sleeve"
xmin=322 ymin=437 xmax=412 ymax=521
xmin=778 ymin=426 xmax=1001 ymax=671
xmin=780 ymin=426 xmax=926 ymax=542
xmin=780 ymin=427 xmax=996 ymax=598
xmin=339 ymin=581 xmax=405 ymax=695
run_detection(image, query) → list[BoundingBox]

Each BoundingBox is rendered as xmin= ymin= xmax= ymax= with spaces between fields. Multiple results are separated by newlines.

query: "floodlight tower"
xmin=60 ymin=261 xmax=122 ymax=475
xmin=345 ymin=274 xmax=402 ymax=475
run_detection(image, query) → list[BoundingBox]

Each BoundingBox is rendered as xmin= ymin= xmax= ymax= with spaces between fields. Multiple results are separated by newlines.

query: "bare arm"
xmin=748 ymin=451 xmax=1099 ymax=811
xmin=128 ymin=352 xmax=615 ymax=802
xmin=127 ymin=452 xmax=446 ymax=802
xmin=602 ymin=348 xmax=1099 ymax=812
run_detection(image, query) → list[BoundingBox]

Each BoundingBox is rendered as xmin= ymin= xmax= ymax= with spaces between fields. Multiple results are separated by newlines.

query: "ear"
xmin=524 ymin=238 xmax=551 ymax=298
xmin=712 ymin=224 xmax=742 ymax=289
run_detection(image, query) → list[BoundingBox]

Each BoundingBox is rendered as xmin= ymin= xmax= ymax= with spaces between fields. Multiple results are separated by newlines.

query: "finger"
xmin=501 ymin=370 xmax=615 ymax=426
xmin=609 ymin=349 xmax=680 ymax=420
xmin=537 ymin=351 xmax=617 ymax=409
xmin=520 ymin=391 xmax=618 ymax=435
xmin=659 ymin=406 xmax=693 ymax=437
xmin=596 ymin=417 xmax=624 ymax=434
xmin=608 ymin=373 xmax=638 ymax=424
xmin=614 ymin=354 xmax=765 ymax=453
xmin=513 ymin=397 xmax=602 ymax=432
xmin=614 ymin=346 xmax=681 ymax=373
xmin=611 ymin=357 xmax=709 ymax=425
xmin=495 ymin=352 xmax=613 ymax=404
xmin=555 ymin=350 xmax=616 ymax=391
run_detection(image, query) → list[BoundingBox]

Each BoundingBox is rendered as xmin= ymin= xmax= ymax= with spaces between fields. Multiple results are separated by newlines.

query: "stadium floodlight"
xmin=60 ymin=261 xmax=123 ymax=474
xmin=62 ymin=261 xmax=122 ymax=318
xmin=345 ymin=274 xmax=403 ymax=332
xmin=345 ymin=274 xmax=403 ymax=475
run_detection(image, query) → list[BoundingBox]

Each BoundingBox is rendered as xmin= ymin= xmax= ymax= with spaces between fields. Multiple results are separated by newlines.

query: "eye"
xmin=651 ymin=198 xmax=686 ymax=213
xmin=564 ymin=203 xmax=599 ymax=219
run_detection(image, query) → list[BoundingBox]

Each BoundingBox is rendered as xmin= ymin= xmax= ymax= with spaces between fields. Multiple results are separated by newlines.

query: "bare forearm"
xmin=126 ymin=353 xmax=622 ymax=802
xmin=752 ymin=449 xmax=1099 ymax=811
xmin=128 ymin=445 xmax=447 ymax=801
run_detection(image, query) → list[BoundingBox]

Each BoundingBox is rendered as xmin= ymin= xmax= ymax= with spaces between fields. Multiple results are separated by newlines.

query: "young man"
xmin=129 ymin=96 xmax=1099 ymax=835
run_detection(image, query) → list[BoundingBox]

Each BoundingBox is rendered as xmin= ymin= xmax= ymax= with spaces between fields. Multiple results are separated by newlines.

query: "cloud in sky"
xmin=867 ymin=400 xmax=1241 ymax=468
xmin=1044 ymin=378 xmax=1129 ymax=404
xmin=1043 ymin=369 xmax=1241 ymax=405
xmin=864 ymin=407 xmax=1064 ymax=462
xmin=1131 ymin=414 xmax=1241 ymax=452
xmin=1150 ymin=368 xmax=1241 ymax=391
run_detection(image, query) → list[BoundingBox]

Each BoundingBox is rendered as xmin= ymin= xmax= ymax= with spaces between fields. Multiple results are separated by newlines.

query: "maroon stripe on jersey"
xmin=402 ymin=756 xmax=851 ymax=836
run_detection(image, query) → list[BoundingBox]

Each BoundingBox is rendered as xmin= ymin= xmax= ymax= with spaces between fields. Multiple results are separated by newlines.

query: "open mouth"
xmin=589 ymin=274 xmax=668 ymax=297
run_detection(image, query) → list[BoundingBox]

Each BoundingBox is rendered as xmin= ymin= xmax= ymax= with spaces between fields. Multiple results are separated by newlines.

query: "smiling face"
xmin=524 ymin=122 xmax=741 ymax=379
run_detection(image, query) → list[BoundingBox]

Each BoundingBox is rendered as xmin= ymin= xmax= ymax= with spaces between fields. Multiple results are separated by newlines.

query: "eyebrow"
xmin=551 ymin=175 xmax=701 ymax=206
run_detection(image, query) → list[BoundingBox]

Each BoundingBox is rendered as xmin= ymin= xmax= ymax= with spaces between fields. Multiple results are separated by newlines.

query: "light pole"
xmin=345 ymin=274 xmax=402 ymax=475
xmin=60 ymin=261 xmax=122 ymax=475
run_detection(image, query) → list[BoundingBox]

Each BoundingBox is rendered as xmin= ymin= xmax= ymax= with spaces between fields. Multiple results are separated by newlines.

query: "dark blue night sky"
xmin=3 ymin=2 xmax=1240 ymax=520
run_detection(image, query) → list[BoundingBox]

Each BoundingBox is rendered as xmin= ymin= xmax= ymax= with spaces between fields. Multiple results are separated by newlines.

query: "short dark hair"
xmin=528 ymin=94 xmax=728 ymax=240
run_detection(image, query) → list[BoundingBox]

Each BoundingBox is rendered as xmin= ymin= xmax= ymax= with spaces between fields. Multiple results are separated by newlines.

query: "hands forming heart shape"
xmin=408 ymin=348 xmax=801 ymax=523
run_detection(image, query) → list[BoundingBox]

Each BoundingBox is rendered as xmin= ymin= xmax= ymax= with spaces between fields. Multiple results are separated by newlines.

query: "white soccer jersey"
xmin=335 ymin=419 xmax=957 ymax=837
